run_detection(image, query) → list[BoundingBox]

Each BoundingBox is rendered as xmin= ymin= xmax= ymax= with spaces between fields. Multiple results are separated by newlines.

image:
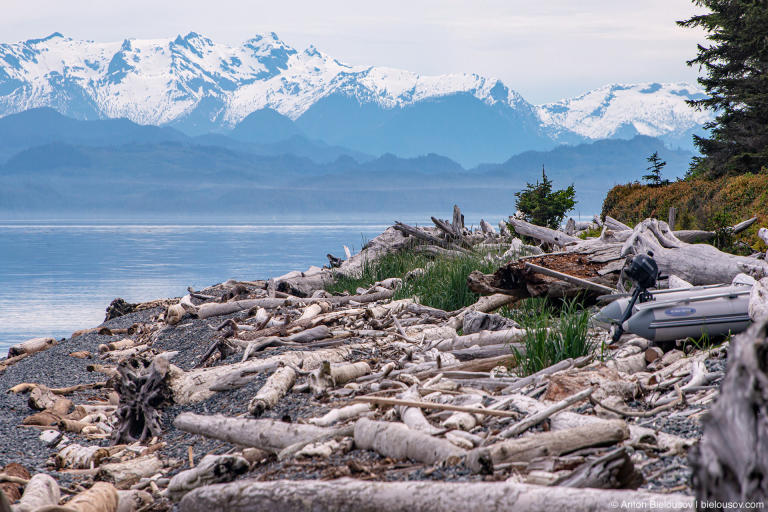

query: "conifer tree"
xmin=643 ymin=151 xmax=668 ymax=186
xmin=514 ymin=166 xmax=576 ymax=229
xmin=678 ymin=1 xmax=768 ymax=177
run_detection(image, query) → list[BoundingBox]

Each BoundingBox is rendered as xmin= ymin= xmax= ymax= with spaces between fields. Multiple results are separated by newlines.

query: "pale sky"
xmin=1 ymin=0 xmax=707 ymax=104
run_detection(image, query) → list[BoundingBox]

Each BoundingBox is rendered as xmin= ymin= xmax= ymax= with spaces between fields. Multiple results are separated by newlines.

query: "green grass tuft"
xmin=511 ymin=298 xmax=596 ymax=376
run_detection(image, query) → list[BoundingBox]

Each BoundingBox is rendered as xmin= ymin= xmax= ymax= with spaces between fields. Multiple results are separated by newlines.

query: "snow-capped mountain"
xmin=0 ymin=32 xmax=712 ymax=163
xmin=537 ymin=83 xmax=711 ymax=147
xmin=0 ymin=32 xmax=524 ymax=125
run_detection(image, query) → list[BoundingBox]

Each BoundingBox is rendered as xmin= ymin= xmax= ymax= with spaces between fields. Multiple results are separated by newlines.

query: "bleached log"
xmin=432 ymin=328 xmax=527 ymax=351
xmin=667 ymin=275 xmax=693 ymax=289
xmin=508 ymin=218 xmax=579 ymax=247
xmin=606 ymin=352 xmax=647 ymax=375
xmin=7 ymin=337 xmax=56 ymax=358
xmin=167 ymin=454 xmax=250 ymax=501
xmin=174 ymin=344 xmax=364 ymax=402
xmin=165 ymin=303 xmax=187 ymax=325
xmin=446 ymin=293 xmax=521 ymax=330
xmin=178 ymin=478 xmax=693 ymax=512
xmin=116 ymin=490 xmax=153 ymax=512
xmin=284 ymin=325 xmax=331 ymax=343
xmin=468 ymin=420 xmax=629 ymax=471
xmin=749 ymin=277 xmax=768 ymax=321
xmin=498 ymin=387 xmax=594 ymax=438
xmin=336 ymin=227 xmax=410 ymax=278
xmin=97 ymin=455 xmax=164 ymax=489
xmin=308 ymin=361 xmax=371 ymax=395
xmin=396 ymin=386 xmax=443 ymax=435
xmin=98 ymin=338 xmax=136 ymax=353
xmin=605 ymin=216 xmax=631 ymax=232
xmin=55 ymin=443 xmax=110 ymax=469
xmin=59 ymin=482 xmax=119 ymax=512
xmin=174 ymin=413 xmax=331 ymax=453
xmin=353 ymin=418 xmax=465 ymax=466
xmin=248 ymin=366 xmax=296 ymax=416
xmin=480 ymin=219 xmax=496 ymax=234
xmin=308 ymin=403 xmax=372 ymax=427
xmin=12 ymin=474 xmax=60 ymax=512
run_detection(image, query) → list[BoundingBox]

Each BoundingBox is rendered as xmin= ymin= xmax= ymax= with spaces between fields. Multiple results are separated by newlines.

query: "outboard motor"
xmin=611 ymin=251 xmax=659 ymax=342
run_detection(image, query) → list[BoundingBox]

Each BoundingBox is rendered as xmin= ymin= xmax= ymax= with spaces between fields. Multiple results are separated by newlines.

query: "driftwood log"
xmin=178 ymin=478 xmax=693 ymax=512
xmin=11 ymin=473 xmax=60 ymax=512
xmin=689 ymin=319 xmax=768 ymax=502
xmin=174 ymin=413 xmax=332 ymax=453
xmin=167 ymin=454 xmax=250 ymax=501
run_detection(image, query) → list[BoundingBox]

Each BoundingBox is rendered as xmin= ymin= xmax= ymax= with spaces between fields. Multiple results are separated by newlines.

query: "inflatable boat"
xmin=595 ymin=284 xmax=752 ymax=343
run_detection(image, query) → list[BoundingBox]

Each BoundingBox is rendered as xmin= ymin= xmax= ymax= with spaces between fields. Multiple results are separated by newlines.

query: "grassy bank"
xmin=602 ymin=172 xmax=768 ymax=250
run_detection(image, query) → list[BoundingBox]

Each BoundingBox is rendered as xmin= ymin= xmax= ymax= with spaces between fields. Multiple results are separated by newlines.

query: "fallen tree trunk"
xmin=248 ymin=366 xmax=296 ymax=416
xmin=174 ymin=413 xmax=332 ymax=453
xmin=178 ymin=478 xmax=694 ymax=512
xmin=508 ymin=218 xmax=579 ymax=247
xmin=353 ymin=418 xmax=465 ymax=466
xmin=12 ymin=473 xmax=60 ymax=512
xmin=167 ymin=454 xmax=250 ymax=501
xmin=57 ymin=482 xmax=119 ymax=512
xmin=689 ymin=319 xmax=768 ymax=502
xmin=7 ymin=337 xmax=56 ymax=358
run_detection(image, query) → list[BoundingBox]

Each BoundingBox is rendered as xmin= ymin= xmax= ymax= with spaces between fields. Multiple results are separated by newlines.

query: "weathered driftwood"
xmin=508 ymin=218 xmax=579 ymax=247
xmin=59 ymin=482 xmax=119 ymax=512
xmin=248 ymin=366 xmax=296 ymax=416
xmin=308 ymin=361 xmax=371 ymax=395
xmin=7 ymin=337 xmax=56 ymax=358
xmin=431 ymin=328 xmax=527 ymax=352
xmin=689 ymin=320 xmax=768 ymax=502
xmin=336 ymin=226 xmax=410 ymax=278
xmin=173 ymin=344 xmax=364 ymax=402
xmin=468 ymin=420 xmax=629 ymax=471
xmin=11 ymin=473 xmax=60 ymax=512
xmin=554 ymin=447 xmax=643 ymax=489
xmin=116 ymin=489 xmax=153 ymax=512
xmin=355 ymin=397 xmax=516 ymax=419
xmin=498 ymin=387 xmax=594 ymax=438
xmin=174 ymin=413 xmax=331 ymax=453
xmin=112 ymin=355 xmax=172 ymax=444
xmin=98 ymin=455 xmax=164 ymax=489
xmin=308 ymin=403 xmax=372 ymax=427
xmin=395 ymin=386 xmax=444 ymax=435
xmin=178 ymin=478 xmax=693 ymax=512
xmin=167 ymin=454 xmax=250 ymax=501
xmin=55 ymin=443 xmax=110 ymax=469
xmin=353 ymin=418 xmax=465 ymax=466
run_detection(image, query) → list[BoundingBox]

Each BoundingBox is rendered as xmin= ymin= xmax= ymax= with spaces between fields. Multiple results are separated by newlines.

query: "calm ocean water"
xmin=0 ymin=214 xmax=508 ymax=353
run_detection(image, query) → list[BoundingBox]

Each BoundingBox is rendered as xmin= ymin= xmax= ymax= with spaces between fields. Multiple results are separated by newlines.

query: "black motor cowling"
xmin=624 ymin=251 xmax=659 ymax=291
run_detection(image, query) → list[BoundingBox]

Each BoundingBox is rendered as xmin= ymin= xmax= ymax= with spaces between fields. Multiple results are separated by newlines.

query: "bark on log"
xmin=353 ymin=418 xmax=465 ymax=466
xmin=689 ymin=320 xmax=768 ymax=503
xmin=167 ymin=454 xmax=250 ymax=501
xmin=174 ymin=413 xmax=331 ymax=453
xmin=178 ymin=478 xmax=693 ymax=512
xmin=248 ymin=366 xmax=296 ymax=416
xmin=11 ymin=474 xmax=60 ymax=512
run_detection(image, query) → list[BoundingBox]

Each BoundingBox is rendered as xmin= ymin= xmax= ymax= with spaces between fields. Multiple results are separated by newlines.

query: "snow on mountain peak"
xmin=0 ymin=32 xmax=711 ymax=144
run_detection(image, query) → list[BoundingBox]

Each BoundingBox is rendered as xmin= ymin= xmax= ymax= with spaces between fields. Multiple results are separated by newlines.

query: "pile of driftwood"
xmin=2 ymin=207 xmax=767 ymax=511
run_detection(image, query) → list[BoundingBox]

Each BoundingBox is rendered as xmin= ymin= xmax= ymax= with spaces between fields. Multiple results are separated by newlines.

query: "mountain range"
xmin=0 ymin=32 xmax=711 ymax=166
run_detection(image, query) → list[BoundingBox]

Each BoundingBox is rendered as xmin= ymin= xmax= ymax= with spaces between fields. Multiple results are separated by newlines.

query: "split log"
xmin=58 ymin=482 xmax=119 ymax=512
xmin=248 ymin=366 xmax=296 ymax=416
xmin=178 ymin=478 xmax=693 ymax=512
xmin=689 ymin=319 xmax=768 ymax=502
xmin=353 ymin=418 xmax=465 ymax=466
xmin=7 ymin=337 xmax=56 ymax=358
xmin=468 ymin=420 xmax=629 ymax=472
xmin=174 ymin=413 xmax=332 ymax=453
xmin=112 ymin=355 xmax=172 ymax=444
xmin=97 ymin=455 xmax=163 ymax=489
xmin=167 ymin=454 xmax=250 ymax=501
xmin=11 ymin=474 xmax=60 ymax=512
